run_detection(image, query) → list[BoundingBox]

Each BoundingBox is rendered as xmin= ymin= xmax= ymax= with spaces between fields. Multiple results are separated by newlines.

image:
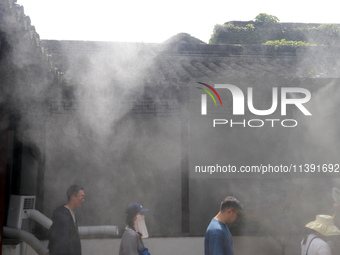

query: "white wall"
xmin=3 ymin=236 xmax=302 ymax=255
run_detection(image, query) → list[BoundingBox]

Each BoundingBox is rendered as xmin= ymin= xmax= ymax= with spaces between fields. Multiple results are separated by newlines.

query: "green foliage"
xmin=316 ymin=24 xmax=340 ymax=34
xmin=306 ymin=24 xmax=340 ymax=45
xmin=209 ymin=23 xmax=257 ymax=44
xmin=255 ymin=13 xmax=280 ymax=24
xmin=263 ymin=39 xmax=317 ymax=47
xmin=209 ymin=13 xmax=340 ymax=45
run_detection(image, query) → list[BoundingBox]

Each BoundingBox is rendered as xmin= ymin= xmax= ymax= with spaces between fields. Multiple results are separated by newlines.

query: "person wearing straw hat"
xmin=301 ymin=215 xmax=340 ymax=255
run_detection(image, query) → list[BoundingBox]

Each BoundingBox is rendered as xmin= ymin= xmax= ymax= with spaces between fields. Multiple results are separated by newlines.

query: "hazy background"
xmin=3 ymin=1 xmax=340 ymax=249
xmin=16 ymin=0 xmax=340 ymax=43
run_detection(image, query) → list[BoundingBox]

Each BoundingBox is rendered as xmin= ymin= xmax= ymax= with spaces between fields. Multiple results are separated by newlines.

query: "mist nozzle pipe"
xmin=4 ymin=209 xmax=119 ymax=255
xmin=25 ymin=209 xmax=119 ymax=236
xmin=3 ymin=226 xmax=49 ymax=255
xmin=78 ymin=225 xmax=119 ymax=236
xmin=25 ymin=209 xmax=52 ymax=229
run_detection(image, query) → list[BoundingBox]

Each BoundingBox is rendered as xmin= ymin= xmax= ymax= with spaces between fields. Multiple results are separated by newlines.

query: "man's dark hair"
xmin=67 ymin=184 xmax=84 ymax=201
xmin=220 ymin=196 xmax=243 ymax=212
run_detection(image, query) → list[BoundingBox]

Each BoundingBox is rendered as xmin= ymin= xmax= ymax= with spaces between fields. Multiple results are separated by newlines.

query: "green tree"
xmin=209 ymin=13 xmax=340 ymax=46
xmin=263 ymin=39 xmax=316 ymax=47
xmin=255 ymin=13 xmax=280 ymax=24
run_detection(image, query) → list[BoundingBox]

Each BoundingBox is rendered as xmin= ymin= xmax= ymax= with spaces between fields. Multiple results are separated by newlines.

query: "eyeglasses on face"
xmin=231 ymin=210 xmax=240 ymax=215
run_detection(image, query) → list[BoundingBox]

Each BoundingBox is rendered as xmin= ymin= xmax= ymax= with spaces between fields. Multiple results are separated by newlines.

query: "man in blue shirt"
xmin=204 ymin=196 xmax=243 ymax=255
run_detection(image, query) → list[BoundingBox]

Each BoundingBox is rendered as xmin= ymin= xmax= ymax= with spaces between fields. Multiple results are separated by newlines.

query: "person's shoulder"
xmin=123 ymin=229 xmax=138 ymax=237
xmin=209 ymin=219 xmax=224 ymax=228
xmin=312 ymin=237 xmax=329 ymax=246
xmin=121 ymin=229 xmax=140 ymax=243
xmin=206 ymin=219 xmax=225 ymax=233
xmin=308 ymin=234 xmax=331 ymax=250
xmin=54 ymin=205 xmax=67 ymax=211
xmin=53 ymin=205 xmax=70 ymax=216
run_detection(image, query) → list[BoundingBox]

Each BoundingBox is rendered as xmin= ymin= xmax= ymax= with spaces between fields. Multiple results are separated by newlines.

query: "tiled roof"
xmin=163 ymin=33 xmax=206 ymax=44
xmin=41 ymin=39 xmax=340 ymax=91
xmin=5 ymin=0 xmax=340 ymax=89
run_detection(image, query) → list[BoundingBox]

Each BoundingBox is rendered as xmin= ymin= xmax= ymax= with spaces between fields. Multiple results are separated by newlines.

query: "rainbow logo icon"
xmin=196 ymin=82 xmax=223 ymax=115
xmin=196 ymin=82 xmax=223 ymax=106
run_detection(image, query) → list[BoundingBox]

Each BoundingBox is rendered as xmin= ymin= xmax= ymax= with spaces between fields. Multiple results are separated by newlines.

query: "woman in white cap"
xmin=301 ymin=215 xmax=340 ymax=255
xmin=119 ymin=202 xmax=150 ymax=255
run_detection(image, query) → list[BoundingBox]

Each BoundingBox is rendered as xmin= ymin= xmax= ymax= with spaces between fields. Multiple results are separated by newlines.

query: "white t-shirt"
xmin=301 ymin=233 xmax=333 ymax=255
xmin=64 ymin=205 xmax=76 ymax=224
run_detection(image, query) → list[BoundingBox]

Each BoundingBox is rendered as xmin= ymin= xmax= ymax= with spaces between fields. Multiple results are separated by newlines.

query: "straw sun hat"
xmin=306 ymin=215 xmax=340 ymax=236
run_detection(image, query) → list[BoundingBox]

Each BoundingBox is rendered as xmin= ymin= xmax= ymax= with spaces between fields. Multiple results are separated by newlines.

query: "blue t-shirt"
xmin=204 ymin=219 xmax=234 ymax=255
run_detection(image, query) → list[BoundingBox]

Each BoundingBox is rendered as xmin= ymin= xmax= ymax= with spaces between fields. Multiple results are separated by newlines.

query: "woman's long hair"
xmin=126 ymin=213 xmax=136 ymax=231
xmin=126 ymin=213 xmax=142 ymax=237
